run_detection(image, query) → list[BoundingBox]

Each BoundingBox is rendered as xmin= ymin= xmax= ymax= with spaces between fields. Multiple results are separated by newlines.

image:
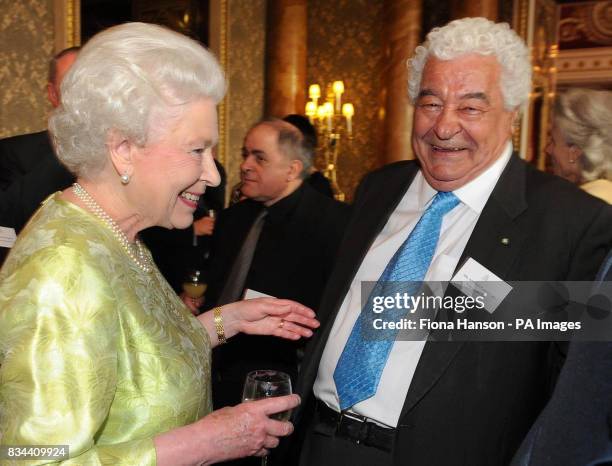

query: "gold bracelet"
xmin=213 ymin=306 xmax=226 ymax=345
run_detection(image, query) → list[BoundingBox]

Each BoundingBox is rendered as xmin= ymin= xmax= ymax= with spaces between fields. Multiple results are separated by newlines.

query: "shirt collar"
xmin=414 ymin=141 xmax=513 ymax=213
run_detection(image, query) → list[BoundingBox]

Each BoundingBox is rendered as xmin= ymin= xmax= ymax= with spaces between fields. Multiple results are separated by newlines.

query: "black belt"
xmin=315 ymin=400 xmax=395 ymax=452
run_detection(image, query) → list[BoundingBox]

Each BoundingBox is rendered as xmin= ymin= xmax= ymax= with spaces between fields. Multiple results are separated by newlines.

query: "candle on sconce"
xmin=317 ymin=104 xmax=327 ymax=122
xmin=304 ymin=81 xmax=350 ymax=202
xmin=309 ymin=84 xmax=321 ymax=105
xmin=342 ymin=103 xmax=354 ymax=136
xmin=332 ymin=80 xmax=344 ymax=112
xmin=323 ymin=102 xmax=334 ymax=132
xmin=305 ymin=101 xmax=317 ymax=122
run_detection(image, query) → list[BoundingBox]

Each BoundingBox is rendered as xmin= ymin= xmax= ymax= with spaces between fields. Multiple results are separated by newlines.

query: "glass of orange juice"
xmin=182 ymin=269 xmax=207 ymax=305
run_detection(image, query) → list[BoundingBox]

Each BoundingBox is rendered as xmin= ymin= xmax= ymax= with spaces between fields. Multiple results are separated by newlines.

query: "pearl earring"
xmin=120 ymin=173 xmax=130 ymax=185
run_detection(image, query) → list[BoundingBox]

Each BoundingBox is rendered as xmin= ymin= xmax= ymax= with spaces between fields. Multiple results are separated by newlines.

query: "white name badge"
xmin=0 ymin=226 xmax=17 ymax=248
xmin=451 ymin=258 xmax=513 ymax=314
xmin=243 ymin=289 xmax=276 ymax=300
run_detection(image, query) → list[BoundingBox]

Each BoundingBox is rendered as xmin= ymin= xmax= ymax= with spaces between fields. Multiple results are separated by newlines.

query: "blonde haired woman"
xmin=546 ymin=88 xmax=612 ymax=203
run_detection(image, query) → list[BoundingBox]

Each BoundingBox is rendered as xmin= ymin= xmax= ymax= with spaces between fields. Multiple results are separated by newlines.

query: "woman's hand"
xmin=199 ymin=394 xmax=299 ymax=460
xmin=198 ymin=298 xmax=319 ymax=346
xmin=154 ymin=394 xmax=301 ymax=465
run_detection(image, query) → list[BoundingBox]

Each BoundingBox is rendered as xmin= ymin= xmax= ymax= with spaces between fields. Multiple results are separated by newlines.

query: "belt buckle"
xmin=340 ymin=410 xmax=367 ymax=423
xmin=338 ymin=410 xmax=369 ymax=445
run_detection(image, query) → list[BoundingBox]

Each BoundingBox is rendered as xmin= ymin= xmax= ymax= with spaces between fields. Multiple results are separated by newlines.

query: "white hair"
xmin=49 ymin=22 xmax=226 ymax=178
xmin=555 ymin=88 xmax=612 ymax=182
xmin=408 ymin=17 xmax=531 ymax=111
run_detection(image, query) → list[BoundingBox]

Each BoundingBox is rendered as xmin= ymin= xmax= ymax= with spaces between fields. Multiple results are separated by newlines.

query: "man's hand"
xmin=181 ymin=292 xmax=203 ymax=315
xmin=194 ymin=216 xmax=215 ymax=236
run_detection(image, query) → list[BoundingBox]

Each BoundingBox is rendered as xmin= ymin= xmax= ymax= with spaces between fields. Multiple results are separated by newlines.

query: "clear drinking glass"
xmin=242 ymin=370 xmax=293 ymax=465
xmin=182 ymin=269 xmax=207 ymax=300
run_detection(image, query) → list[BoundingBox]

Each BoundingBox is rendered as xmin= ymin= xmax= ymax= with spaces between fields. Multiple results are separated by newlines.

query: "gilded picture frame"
xmin=54 ymin=0 xmax=81 ymax=51
xmin=513 ymin=0 xmax=558 ymax=169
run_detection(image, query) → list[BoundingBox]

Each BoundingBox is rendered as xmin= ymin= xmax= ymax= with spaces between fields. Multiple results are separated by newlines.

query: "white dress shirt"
xmin=313 ymin=143 xmax=513 ymax=427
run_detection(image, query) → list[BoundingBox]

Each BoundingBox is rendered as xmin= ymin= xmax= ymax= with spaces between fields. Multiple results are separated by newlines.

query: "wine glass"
xmin=242 ymin=370 xmax=293 ymax=465
xmin=182 ymin=269 xmax=207 ymax=304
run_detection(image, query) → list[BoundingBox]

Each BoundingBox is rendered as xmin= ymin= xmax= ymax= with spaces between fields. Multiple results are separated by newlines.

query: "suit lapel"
xmin=296 ymin=163 xmax=419 ymax=404
xmin=596 ymin=250 xmax=612 ymax=282
xmin=315 ymin=163 xmax=420 ymax=327
xmin=399 ymin=154 xmax=529 ymax=419
xmin=458 ymin=154 xmax=528 ymax=279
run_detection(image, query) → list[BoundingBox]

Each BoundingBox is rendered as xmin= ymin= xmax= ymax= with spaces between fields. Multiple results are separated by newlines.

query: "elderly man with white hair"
xmin=288 ymin=17 xmax=612 ymax=466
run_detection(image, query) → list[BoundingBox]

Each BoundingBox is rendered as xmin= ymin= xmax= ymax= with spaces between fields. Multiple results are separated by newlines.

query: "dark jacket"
xmin=511 ymin=250 xmax=612 ymax=466
xmin=204 ymin=182 xmax=351 ymax=408
xmin=0 ymin=131 xmax=74 ymax=265
xmin=293 ymin=155 xmax=612 ymax=466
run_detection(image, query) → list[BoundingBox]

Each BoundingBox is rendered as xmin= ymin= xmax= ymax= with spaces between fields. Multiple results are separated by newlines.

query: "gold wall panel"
xmin=307 ymin=0 xmax=384 ymax=201
xmin=0 ymin=0 xmax=55 ymax=138
xmin=224 ymin=0 xmax=267 ymax=197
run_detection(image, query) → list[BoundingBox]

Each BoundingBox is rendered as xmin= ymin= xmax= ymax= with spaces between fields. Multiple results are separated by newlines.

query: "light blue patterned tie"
xmin=333 ymin=191 xmax=460 ymax=410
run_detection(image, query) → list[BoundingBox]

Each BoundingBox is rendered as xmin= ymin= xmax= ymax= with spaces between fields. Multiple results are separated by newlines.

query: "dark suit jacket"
xmin=292 ymin=155 xmax=612 ymax=466
xmin=0 ymin=155 xmax=74 ymax=231
xmin=204 ymin=182 xmax=351 ymax=408
xmin=0 ymin=131 xmax=74 ymax=265
xmin=0 ymin=131 xmax=55 ymax=190
xmin=306 ymin=171 xmax=334 ymax=198
xmin=511 ymin=250 xmax=612 ymax=466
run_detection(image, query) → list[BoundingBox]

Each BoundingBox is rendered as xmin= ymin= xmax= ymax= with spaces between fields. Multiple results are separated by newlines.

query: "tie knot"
xmin=429 ymin=191 xmax=460 ymax=216
xmin=256 ymin=208 xmax=269 ymax=221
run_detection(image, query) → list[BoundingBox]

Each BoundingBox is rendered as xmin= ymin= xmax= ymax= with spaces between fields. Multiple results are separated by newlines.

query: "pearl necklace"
xmin=73 ymin=183 xmax=152 ymax=273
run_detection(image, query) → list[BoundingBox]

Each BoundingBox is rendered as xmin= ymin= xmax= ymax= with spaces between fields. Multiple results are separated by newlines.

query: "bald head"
xmin=47 ymin=47 xmax=80 ymax=108
xmin=257 ymin=118 xmax=314 ymax=178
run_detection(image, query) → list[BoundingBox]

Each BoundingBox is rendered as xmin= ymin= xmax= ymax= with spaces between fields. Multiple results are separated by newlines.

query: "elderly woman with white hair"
xmin=0 ymin=23 xmax=319 ymax=465
xmin=545 ymin=88 xmax=612 ymax=204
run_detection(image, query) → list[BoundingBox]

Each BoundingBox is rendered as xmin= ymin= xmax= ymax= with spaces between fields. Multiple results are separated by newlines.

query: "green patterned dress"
xmin=0 ymin=193 xmax=212 ymax=465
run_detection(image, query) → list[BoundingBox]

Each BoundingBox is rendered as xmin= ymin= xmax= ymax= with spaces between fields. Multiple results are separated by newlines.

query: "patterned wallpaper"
xmin=0 ymin=0 xmax=54 ymax=138
xmin=307 ymin=0 xmax=384 ymax=201
xmin=224 ymin=0 xmax=267 ymax=198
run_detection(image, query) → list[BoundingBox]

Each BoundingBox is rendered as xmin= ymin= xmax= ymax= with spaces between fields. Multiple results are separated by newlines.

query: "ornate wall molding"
xmin=209 ymin=0 xmax=228 ymax=172
xmin=556 ymin=1 xmax=612 ymax=85
xmin=556 ymin=46 xmax=612 ymax=84
xmin=559 ymin=1 xmax=612 ymax=49
xmin=513 ymin=0 xmax=557 ymax=168
xmin=53 ymin=0 xmax=80 ymax=52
